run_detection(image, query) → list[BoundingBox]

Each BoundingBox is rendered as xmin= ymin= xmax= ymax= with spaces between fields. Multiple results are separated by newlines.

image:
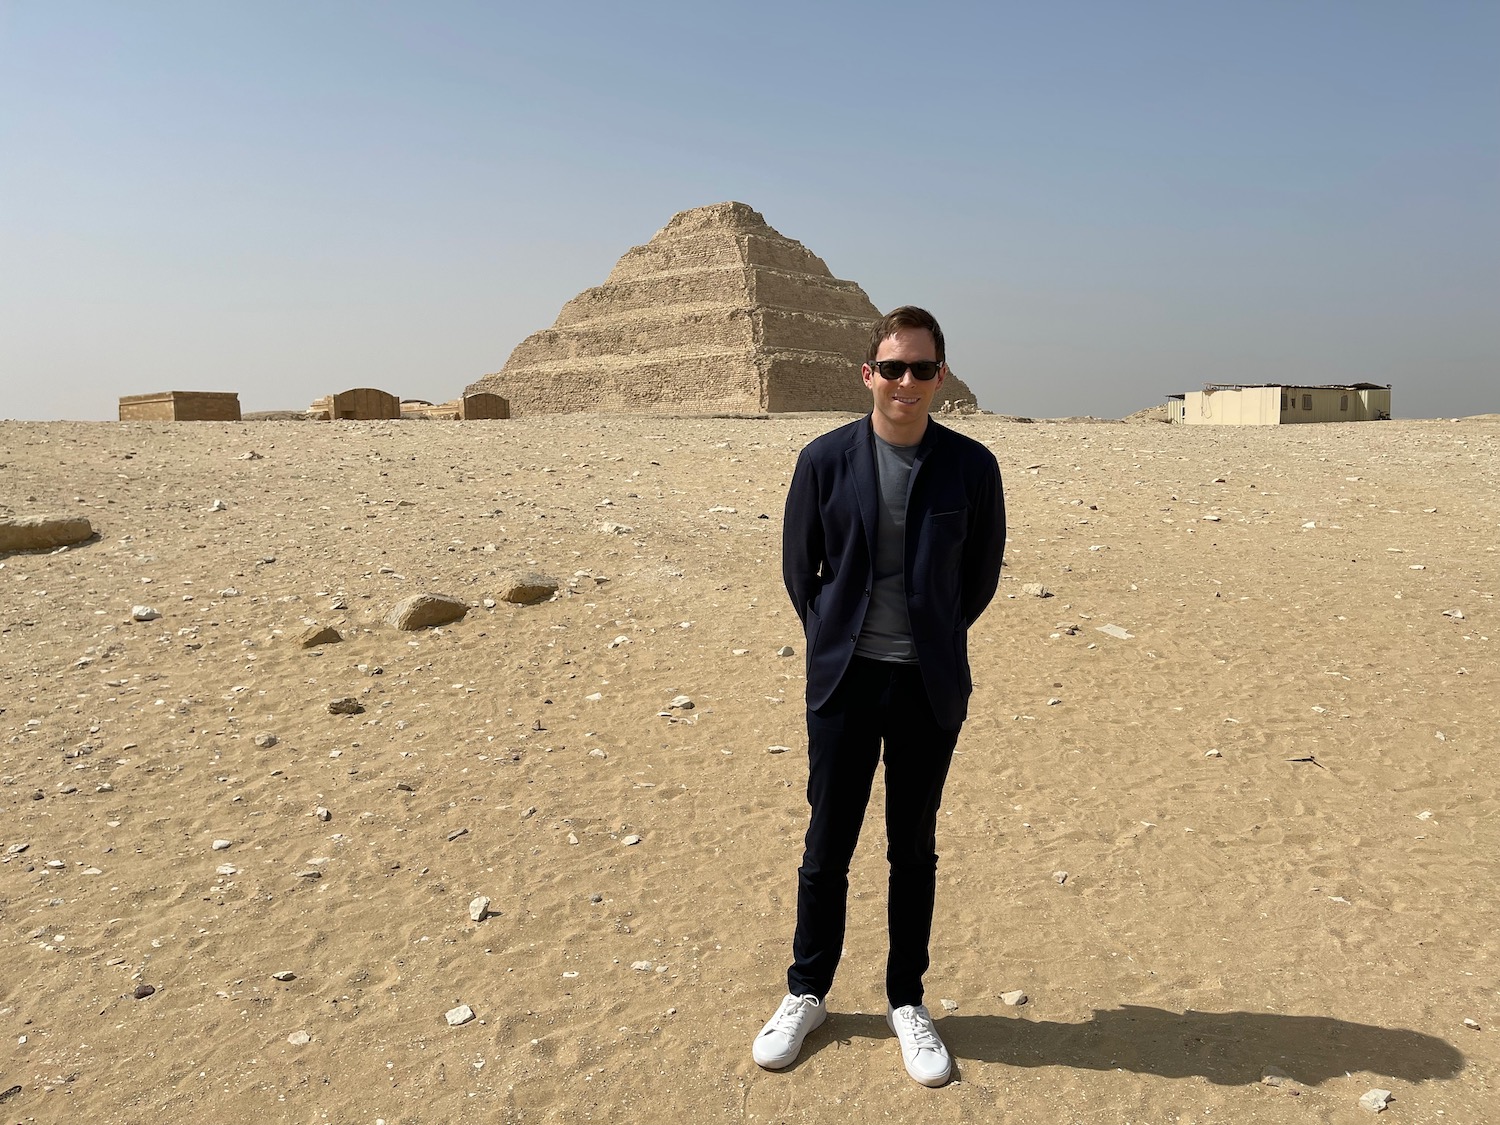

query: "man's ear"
xmin=861 ymin=363 xmax=875 ymax=389
xmin=934 ymin=363 xmax=947 ymax=391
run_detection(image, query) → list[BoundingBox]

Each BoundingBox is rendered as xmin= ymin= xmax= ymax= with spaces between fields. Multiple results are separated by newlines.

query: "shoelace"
xmin=768 ymin=995 xmax=820 ymax=1033
xmin=894 ymin=1007 xmax=942 ymax=1049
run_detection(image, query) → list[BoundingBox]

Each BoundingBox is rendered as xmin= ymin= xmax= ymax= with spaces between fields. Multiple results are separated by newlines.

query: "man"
xmin=752 ymin=306 xmax=1005 ymax=1086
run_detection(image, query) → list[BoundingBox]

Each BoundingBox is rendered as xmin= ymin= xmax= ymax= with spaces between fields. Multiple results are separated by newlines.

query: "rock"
xmin=469 ymin=896 xmax=491 ymax=922
xmin=253 ymin=732 xmax=278 ymax=748
xmin=590 ymin=893 xmax=604 ymax=904
xmin=621 ymin=834 xmax=642 ymax=846
xmin=631 ymin=961 xmax=653 ymax=972
xmin=327 ymin=696 xmax=364 ymax=715
xmin=294 ymin=869 xmax=322 ymax=880
xmin=216 ymin=864 xmax=237 ymax=875
xmin=597 ymin=521 xmax=634 ymax=535
xmin=209 ymin=499 xmax=228 ymax=511
xmin=315 ymin=807 xmax=331 ymax=822
xmin=446 ymin=827 xmax=469 ymax=842
xmin=386 ymin=593 xmax=468 ymax=630
xmin=1358 ymin=1089 xmax=1393 ymax=1113
xmin=1260 ymin=1065 xmax=1308 ymax=1094
xmin=298 ymin=624 xmax=343 ymax=647
xmin=668 ymin=695 xmax=694 ymax=710
xmin=939 ymin=998 xmax=959 ymax=1011
xmin=271 ymin=971 xmax=296 ymax=981
xmin=1442 ymin=608 xmax=1466 ymax=620
xmin=499 ymin=572 xmax=558 ymax=605
xmin=767 ymin=745 xmax=791 ymax=755
xmin=776 ymin=645 xmax=795 ymax=657
xmin=131 ymin=605 xmax=161 ymax=622
xmin=1463 ymin=1017 xmax=1481 ymax=1030
xmin=287 ymin=1030 xmax=311 ymax=1045
xmin=1000 ymin=989 xmax=1028 ymax=1006
xmin=445 ymin=1004 xmax=476 ymax=1027
xmin=1205 ymin=748 xmax=1222 ymax=758
xmin=1021 ymin=583 xmax=1052 ymax=598
xmin=133 ymin=984 xmax=155 ymax=1000
xmin=0 ymin=515 xmax=94 ymax=552
xmin=1053 ymin=871 xmax=1069 ymax=885
xmin=212 ymin=839 xmax=231 ymax=851
xmin=1096 ymin=624 xmax=1133 ymax=640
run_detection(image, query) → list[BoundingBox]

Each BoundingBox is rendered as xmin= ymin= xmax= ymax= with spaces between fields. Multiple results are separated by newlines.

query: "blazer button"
xmin=864 ymin=588 xmax=871 ymax=597
xmin=849 ymin=634 xmax=857 ymax=642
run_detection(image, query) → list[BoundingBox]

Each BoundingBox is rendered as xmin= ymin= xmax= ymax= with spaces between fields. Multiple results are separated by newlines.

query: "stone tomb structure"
xmin=118 ymin=391 xmax=241 ymax=421
xmin=309 ymin=388 xmax=402 ymax=420
xmin=401 ymin=393 xmax=511 ymax=420
xmin=467 ymin=202 xmax=975 ymax=416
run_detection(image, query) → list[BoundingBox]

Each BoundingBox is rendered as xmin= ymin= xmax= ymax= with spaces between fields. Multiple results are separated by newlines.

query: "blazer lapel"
xmin=846 ymin=420 xmax=880 ymax=554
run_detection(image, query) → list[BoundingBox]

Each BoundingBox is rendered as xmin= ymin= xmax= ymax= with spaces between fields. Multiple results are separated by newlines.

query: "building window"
xmin=1340 ymin=394 xmax=1349 ymax=411
xmin=1302 ymin=394 xmax=1312 ymax=410
xmin=1281 ymin=394 xmax=1289 ymax=410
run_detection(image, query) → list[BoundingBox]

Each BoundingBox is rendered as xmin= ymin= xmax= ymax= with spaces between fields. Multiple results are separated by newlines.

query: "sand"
xmin=1 ymin=414 xmax=1496 ymax=1124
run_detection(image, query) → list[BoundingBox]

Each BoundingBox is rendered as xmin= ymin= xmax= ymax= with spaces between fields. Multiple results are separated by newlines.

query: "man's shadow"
xmin=810 ymin=1005 xmax=1463 ymax=1086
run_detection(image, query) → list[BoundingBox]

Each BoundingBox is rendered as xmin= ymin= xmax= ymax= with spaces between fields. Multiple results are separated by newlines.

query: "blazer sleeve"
xmin=782 ymin=447 xmax=824 ymax=626
xmin=961 ymin=453 xmax=1006 ymax=628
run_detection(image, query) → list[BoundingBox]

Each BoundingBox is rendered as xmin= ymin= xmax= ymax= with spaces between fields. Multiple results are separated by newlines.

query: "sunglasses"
xmin=871 ymin=359 xmax=942 ymax=382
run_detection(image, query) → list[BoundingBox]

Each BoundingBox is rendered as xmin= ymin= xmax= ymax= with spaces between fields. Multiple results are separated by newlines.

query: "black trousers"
xmin=787 ymin=656 xmax=959 ymax=1008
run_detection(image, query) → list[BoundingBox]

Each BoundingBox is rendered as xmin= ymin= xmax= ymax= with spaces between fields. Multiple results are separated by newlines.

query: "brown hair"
xmin=866 ymin=305 xmax=946 ymax=364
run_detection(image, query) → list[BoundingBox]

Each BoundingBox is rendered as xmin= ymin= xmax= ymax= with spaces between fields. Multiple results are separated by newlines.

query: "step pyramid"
xmin=466 ymin=202 xmax=976 ymax=415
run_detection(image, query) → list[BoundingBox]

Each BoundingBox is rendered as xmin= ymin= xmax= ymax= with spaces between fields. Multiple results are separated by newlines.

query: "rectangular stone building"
xmin=118 ymin=391 xmax=242 ymax=421
xmin=1173 ymin=383 xmax=1392 ymax=424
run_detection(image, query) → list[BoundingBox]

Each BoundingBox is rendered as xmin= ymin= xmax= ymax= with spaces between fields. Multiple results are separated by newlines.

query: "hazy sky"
xmin=3 ymin=1 xmax=1496 ymax=421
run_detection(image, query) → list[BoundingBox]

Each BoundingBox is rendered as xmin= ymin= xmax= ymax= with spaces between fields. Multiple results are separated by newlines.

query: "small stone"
xmin=597 ymin=521 xmax=634 ymax=535
xmin=1442 ymin=608 xmax=1465 ymax=620
xmin=295 ymin=869 xmax=322 ymax=880
xmin=315 ymin=807 xmax=331 ymax=822
xmin=298 ymin=624 xmax=343 ymax=648
xmin=253 ymin=732 xmax=278 ymax=748
xmin=590 ymin=893 xmax=603 ymax=904
xmin=776 ymin=645 xmax=795 ymax=657
xmin=133 ymin=984 xmax=155 ymax=1000
xmin=767 ymin=745 xmax=791 ymax=755
xmin=939 ymin=998 xmax=959 ymax=1011
xmin=131 ymin=606 xmax=161 ymax=622
xmin=1000 ymin=989 xmax=1028 ymax=1006
xmin=445 ymin=1004 xmax=476 ymax=1027
xmin=589 ymin=748 xmax=607 ymax=759
xmin=631 ymin=961 xmax=653 ymax=972
xmin=1053 ymin=871 xmax=1068 ymax=885
xmin=209 ymin=499 xmax=228 ymax=511
xmin=271 ymin=971 xmax=296 ymax=982
xmin=621 ymin=834 xmax=642 ymax=846
xmin=498 ymin=572 xmax=558 ymax=605
xmin=212 ymin=839 xmax=231 ymax=851
xmin=216 ymin=864 xmax=237 ymax=875
xmin=567 ymin=833 xmax=579 ymax=845
xmin=1047 ymin=697 xmax=1062 ymax=706
xmin=1358 ymin=1089 xmax=1393 ymax=1113
xmin=327 ymin=697 xmax=364 ymax=715
xmin=385 ymin=593 xmax=468 ymax=630
xmin=1021 ymin=583 xmax=1052 ymax=598
xmin=287 ymin=1030 xmax=311 ymax=1045
xmin=469 ymin=896 xmax=491 ymax=922
xmin=447 ymin=827 xmax=469 ymax=843
xmin=1205 ymin=748 xmax=1222 ymax=758
xmin=1463 ymin=1017 xmax=1481 ymax=1030
xmin=668 ymin=695 xmax=694 ymax=710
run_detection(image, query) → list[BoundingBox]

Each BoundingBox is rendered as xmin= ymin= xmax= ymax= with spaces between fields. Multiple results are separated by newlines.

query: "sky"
xmin=2 ymin=1 xmax=1497 ymax=421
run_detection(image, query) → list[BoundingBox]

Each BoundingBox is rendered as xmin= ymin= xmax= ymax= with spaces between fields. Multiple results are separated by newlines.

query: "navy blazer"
xmin=782 ymin=416 xmax=1006 ymax=730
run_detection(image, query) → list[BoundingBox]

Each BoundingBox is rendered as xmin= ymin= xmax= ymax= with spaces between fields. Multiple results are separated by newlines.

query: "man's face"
xmin=862 ymin=327 xmax=946 ymax=440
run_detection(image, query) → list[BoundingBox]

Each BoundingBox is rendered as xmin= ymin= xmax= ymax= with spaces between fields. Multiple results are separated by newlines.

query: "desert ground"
xmin=1 ymin=413 xmax=1496 ymax=1125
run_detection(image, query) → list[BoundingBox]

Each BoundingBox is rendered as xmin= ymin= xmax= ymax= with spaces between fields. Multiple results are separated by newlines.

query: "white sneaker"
xmin=752 ymin=993 xmax=826 ymax=1069
xmin=887 ymin=1003 xmax=952 ymax=1086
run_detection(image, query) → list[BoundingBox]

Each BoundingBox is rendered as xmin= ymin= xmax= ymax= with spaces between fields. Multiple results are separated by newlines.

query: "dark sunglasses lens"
xmin=875 ymin=360 xmax=940 ymax=381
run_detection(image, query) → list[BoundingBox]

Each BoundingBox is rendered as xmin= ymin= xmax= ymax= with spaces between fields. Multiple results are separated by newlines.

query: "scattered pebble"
xmin=668 ymin=695 xmax=694 ymax=710
xmin=1053 ymin=871 xmax=1069 ymax=885
xmin=621 ymin=834 xmax=642 ymax=846
xmin=767 ymin=745 xmax=791 ymax=755
xmin=315 ymin=807 xmax=331 ymax=822
xmin=272 ymin=971 xmax=296 ymax=982
xmin=776 ymin=645 xmax=795 ymax=656
xmin=469 ymin=896 xmax=491 ymax=922
xmin=131 ymin=606 xmax=161 ymax=622
xmin=1021 ymin=583 xmax=1052 ymax=598
xmin=327 ymin=697 xmax=364 ymax=715
xmin=631 ymin=961 xmax=653 ymax=972
xmin=939 ymin=998 xmax=959 ymax=1011
xmin=287 ymin=1030 xmax=311 ymax=1046
xmin=216 ymin=864 xmax=237 ymax=875
xmin=212 ymin=839 xmax=231 ymax=851
xmin=1000 ymin=990 xmax=1028 ymax=1006
xmin=1463 ymin=1017 xmax=1481 ymax=1030
xmin=1358 ymin=1088 xmax=1393 ymax=1113
xmin=253 ymin=732 xmax=278 ymax=748
xmin=445 ymin=1004 xmax=476 ymax=1027
xmin=133 ymin=984 xmax=156 ymax=1000
xmin=447 ymin=827 xmax=470 ymax=842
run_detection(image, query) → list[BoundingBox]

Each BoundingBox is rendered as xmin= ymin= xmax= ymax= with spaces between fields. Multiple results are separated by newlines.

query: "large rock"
xmin=385 ymin=593 xmax=469 ymax=630
xmin=0 ymin=516 xmax=94 ymax=552
xmin=467 ymin=202 xmax=976 ymax=416
xmin=498 ymin=572 xmax=558 ymax=605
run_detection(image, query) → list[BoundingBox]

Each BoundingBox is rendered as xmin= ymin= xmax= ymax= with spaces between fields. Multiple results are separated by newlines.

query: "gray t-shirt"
xmin=854 ymin=433 xmax=918 ymax=662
